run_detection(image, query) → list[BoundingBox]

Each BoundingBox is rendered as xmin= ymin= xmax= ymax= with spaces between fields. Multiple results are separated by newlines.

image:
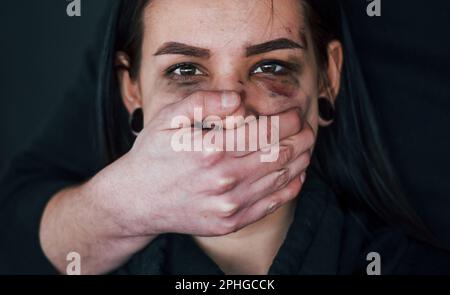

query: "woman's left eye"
xmin=252 ymin=62 xmax=288 ymax=75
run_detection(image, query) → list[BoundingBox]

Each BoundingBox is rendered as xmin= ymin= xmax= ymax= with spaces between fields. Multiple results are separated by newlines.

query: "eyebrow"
xmin=246 ymin=38 xmax=305 ymax=57
xmin=153 ymin=38 xmax=305 ymax=58
xmin=154 ymin=42 xmax=210 ymax=58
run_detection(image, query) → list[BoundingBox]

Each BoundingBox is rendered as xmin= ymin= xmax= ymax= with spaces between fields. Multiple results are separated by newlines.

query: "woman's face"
xmin=119 ymin=0 xmax=342 ymax=135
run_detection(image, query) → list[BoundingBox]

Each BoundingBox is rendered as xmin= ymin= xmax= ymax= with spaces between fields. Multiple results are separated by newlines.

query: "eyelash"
xmin=165 ymin=63 xmax=207 ymax=82
xmin=164 ymin=60 xmax=300 ymax=83
xmin=250 ymin=60 xmax=300 ymax=76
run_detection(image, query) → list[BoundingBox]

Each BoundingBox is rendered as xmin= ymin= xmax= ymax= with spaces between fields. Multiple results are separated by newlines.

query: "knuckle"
xmin=300 ymin=152 xmax=311 ymax=167
xmin=285 ymin=180 xmax=302 ymax=198
xmin=217 ymin=197 xmax=240 ymax=218
xmin=266 ymin=200 xmax=282 ymax=215
xmin=212 ymin=173 xmax=238 ymax=195
xmin=217 ymin=219 xmax=238 ymax=235
xmin=283 ymin=185 xmax=296 ymax=199
xmin=275 ymin=169 xmax=290 ymax=189
xmin=278 ymin=145 xmax=293 ymax=166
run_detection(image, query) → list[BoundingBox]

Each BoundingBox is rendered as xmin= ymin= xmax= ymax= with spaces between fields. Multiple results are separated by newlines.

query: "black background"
xmin=0 ymin=0 xmax=108 ymax=174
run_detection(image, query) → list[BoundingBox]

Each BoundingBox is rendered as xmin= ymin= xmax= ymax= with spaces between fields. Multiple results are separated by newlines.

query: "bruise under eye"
xmin=254 ymin=75 xmax=300 ymax=98
xmin=250 ymin=59 xmax=303 ymax=98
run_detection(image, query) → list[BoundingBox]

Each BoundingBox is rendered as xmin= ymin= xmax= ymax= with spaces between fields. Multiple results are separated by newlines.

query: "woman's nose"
xmin=210 ymin=73 xmax=245 ymax=95
xmin=209 ymin=71 xmax=257 ymax=116
xmin=207 ymin=59 xmax=261 ymax=117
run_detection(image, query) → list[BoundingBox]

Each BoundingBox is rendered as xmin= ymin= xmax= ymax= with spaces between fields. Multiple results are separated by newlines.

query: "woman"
xmin=100 ymin=0 xmax=448 ymax=274
xmin=2 ymin=0 xmax=449 ymax=275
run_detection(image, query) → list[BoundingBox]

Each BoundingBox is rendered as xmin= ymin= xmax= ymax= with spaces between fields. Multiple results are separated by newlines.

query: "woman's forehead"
xmin=142 ymin=0 xmax=305 ymax=52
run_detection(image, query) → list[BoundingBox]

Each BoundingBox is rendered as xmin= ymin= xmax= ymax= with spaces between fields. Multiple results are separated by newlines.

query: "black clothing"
xmin=116 ymin=172 xmax=450 ymax=275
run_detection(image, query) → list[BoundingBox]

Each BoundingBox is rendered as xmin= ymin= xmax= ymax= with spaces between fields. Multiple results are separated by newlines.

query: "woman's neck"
xmin=193 ymin=198 xmax=298 ymax=275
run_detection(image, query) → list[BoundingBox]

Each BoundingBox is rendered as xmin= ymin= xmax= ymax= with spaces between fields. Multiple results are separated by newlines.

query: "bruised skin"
xmin=153 ymin=76 xmax=310 ymax=152
xmin=268 ymin=79 xmax=298 ymax=98
xmin=251 ymin=75 xmax=303 ymax=114
xmin=144 ymin=51 xmax=314 ymax=136
xmin=158 ymin=72 xmax=309 ymax=119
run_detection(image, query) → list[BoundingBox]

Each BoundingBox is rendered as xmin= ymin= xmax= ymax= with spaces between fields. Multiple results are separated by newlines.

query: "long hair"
xmin=310 ymin=2 xmax=438 ymax=244
xmin=96 ymin=0 xmax=438 ymax=245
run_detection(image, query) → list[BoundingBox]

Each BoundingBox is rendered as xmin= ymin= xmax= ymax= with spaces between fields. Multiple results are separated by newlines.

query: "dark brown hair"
xmin=115 ymin=0 xmax=149 ymax=79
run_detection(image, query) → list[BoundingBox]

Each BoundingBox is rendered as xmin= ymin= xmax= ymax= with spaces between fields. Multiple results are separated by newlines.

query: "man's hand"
xmin=39 ymin=90 xmax=315 ymax=274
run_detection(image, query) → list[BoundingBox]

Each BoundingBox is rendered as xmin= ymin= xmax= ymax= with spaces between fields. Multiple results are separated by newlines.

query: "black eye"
xmin=169 ymin=64 xmax=204 ymax=76
xmin=252 ymin=62 xmax=288 ymax=75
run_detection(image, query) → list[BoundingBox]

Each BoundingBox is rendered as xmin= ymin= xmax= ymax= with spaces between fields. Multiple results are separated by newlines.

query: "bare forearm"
xmin=39 ymin=176 xmax=155 ymax=275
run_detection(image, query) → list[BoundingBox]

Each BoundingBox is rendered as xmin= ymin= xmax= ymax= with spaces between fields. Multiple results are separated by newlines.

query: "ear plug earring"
xmin=129 ymin=108 xmax=144 ymax=136
xmin=318 ymin=97 xmax=335 ymax=123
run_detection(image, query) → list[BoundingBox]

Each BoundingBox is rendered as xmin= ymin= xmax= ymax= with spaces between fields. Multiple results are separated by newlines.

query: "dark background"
xmin=0 ymin=0 xmax=449 ymax=250
xmin=0 ymin=0 xmax=108 ymax=175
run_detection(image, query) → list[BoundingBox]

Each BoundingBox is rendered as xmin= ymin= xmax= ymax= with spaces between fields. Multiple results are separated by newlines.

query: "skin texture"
xmin=40 ymin=0 xmax=342 ymax=275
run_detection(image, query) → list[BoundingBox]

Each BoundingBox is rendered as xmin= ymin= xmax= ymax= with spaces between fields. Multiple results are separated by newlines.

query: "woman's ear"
xmin=116 ymin=51 xmax=142 ymax=114
xmin=318 ymin=40 xmax=343 ymax=126
xmin=326 ymin=40 xmax=343 ymax=101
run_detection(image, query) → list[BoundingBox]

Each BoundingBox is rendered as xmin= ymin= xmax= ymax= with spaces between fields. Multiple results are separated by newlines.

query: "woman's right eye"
xmin=166 ymin=63 xmax=205 ymax=77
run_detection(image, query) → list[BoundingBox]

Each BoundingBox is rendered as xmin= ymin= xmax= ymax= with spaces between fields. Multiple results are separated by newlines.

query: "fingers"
xmin=200 ymin=176 xmax=303 ymax=236
xmin=193 ymin=122 xmax=313 ymax=236
xmin=223 ymin=107 xmax=304 ymax=157
xmin=162 ymin=104 xmax=306 ymax=165
xmin=176 ymin=117 xmax=313 ymax=213
xmin=279 ymin=121 xmax=315 ymax=157
xmin=219 ymin=121 xmax=315 ymax=185
xmin=154 ymin=91 xmax=242 ymax=130
xmin=241 ymin=151 xmax=309 ymax=207
xmin=230 ymin=177 xmax=303 ymax=233
xmin=143 ymin=90 xmax=314 ymax=238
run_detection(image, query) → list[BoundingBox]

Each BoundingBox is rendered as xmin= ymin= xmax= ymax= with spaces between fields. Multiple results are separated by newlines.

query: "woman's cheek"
xmin=306 ymin=99 xmax=320 ymax=135
xmin=246 ymin=75 xmax=313 ymax=118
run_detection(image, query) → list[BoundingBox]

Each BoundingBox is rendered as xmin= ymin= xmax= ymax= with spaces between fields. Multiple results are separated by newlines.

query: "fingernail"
xmin=221 ymin=92 xmax=239 ymax=108
xmin=267 ymin=202 xmax=280 ymax=214
xmin=300 ymin=172 xmax=306 ymax=184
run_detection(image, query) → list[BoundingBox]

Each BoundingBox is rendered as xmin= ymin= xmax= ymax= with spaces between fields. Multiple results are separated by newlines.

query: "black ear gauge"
xmin=129 ymin=108 xmax=144 ymax=136
xmin=318 ymin=97 xmax=335 ymax=122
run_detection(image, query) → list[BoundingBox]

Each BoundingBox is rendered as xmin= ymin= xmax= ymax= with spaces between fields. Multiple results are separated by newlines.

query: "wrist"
xmin=86 ymin=154 xmax=162 ymax=239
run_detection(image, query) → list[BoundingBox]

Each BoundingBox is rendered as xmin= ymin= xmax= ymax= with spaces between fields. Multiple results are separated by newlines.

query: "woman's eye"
xmin=170 ymin=64 xmax=204 ymax=76
xmin=252 ymin=63 xmax=288 ymax=75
